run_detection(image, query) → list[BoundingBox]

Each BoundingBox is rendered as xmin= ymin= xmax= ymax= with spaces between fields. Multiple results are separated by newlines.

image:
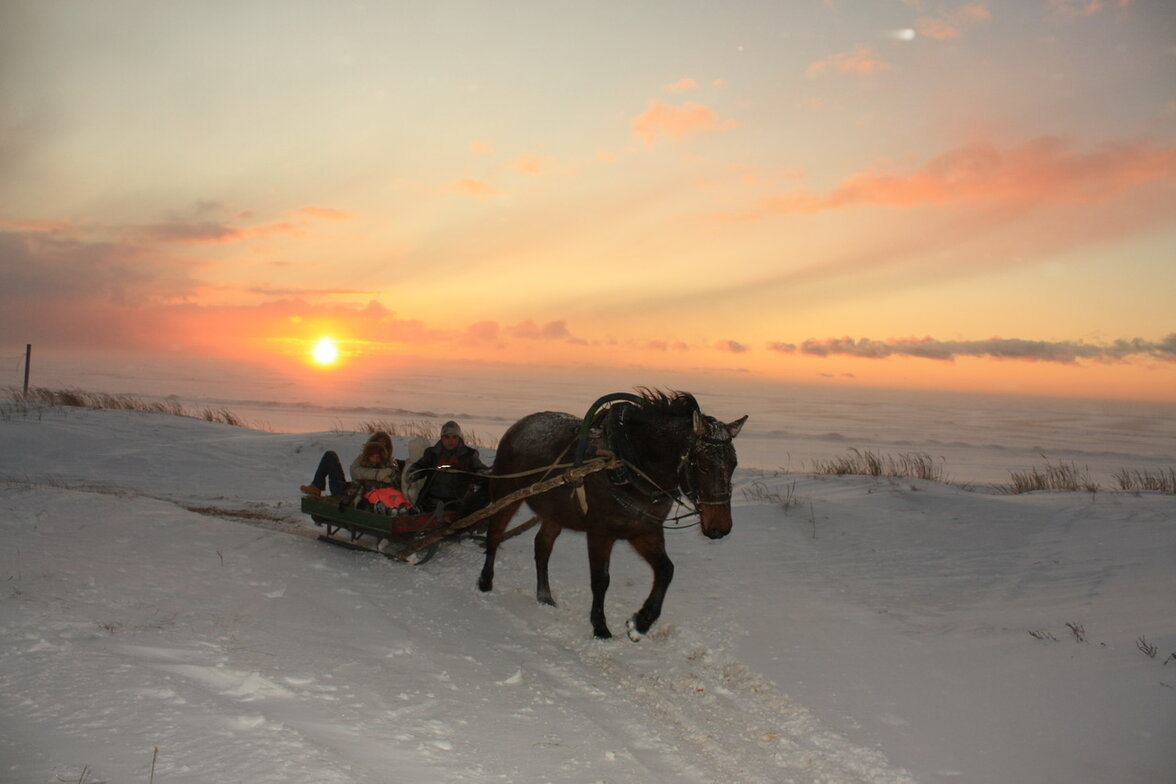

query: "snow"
xmin=1 ymin=405 xmax=1173 ymax=783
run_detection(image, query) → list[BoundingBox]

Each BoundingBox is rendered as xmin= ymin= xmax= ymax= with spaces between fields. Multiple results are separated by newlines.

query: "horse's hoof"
xmin=625 ymin=617 xmax=644 ymax=642
xmin=477 ymin=577 xmax=493 ymax=593
xmin=593 ymin=627 xmax=612 ymax=640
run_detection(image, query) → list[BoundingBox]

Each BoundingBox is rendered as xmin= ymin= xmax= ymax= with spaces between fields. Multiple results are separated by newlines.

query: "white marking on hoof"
xmin=625 ymin=618 xmax=644 ymax=642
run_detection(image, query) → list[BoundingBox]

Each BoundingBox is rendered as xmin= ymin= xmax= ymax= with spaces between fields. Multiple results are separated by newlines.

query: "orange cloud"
xmin=138 ymin=221 xmax=247 ymax=244
xmin=762 ymin=137 xmax=1176 ymax=213
xmin=1047 ymin=0 xmax=1131 ymax=16
xmin=470 ymin=141 xmax=494 ymax=154
xmin=716 ymin=339 xmax=749 ymax=354
xmin=297 ymin=206 xmax=355 ymax=221
xmin=806 ymin=46 xmax=893 ymax=78
xmin=450 ymin=178 xmax=498 ymax=197
xmin=667 ymin=78 xmax=699 ymax=93
xmin=464 ymin=321 xmax=501 ymax=344
xmin=631 ymin=100 xmax=734 ymax=145
xmin=513 ymin=155 xmax=549 ymax=175
xmin=507 ymin=320 xmax=571 ymax=340
xmin=134 ymin=205 xmax=354 ymax=246
xmin=915 ymin=2 xmax=991 ymax=40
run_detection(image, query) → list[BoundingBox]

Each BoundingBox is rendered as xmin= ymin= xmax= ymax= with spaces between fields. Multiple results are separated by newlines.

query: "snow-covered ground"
xmin=1 ymin=406 xmax=1173 ymax=783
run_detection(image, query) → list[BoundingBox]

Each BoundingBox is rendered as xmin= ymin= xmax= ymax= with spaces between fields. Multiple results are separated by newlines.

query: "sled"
xmin=301 ymin=453 xmax=621 ymax=564
xmin=301 ymin=495 xmax=467 ymax=564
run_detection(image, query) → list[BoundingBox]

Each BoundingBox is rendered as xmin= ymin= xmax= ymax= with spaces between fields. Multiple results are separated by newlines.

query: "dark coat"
xmin=409 ymin=439 xmax=489 ymax=507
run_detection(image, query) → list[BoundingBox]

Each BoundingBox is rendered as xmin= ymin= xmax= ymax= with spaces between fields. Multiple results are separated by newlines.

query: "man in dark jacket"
xmin=408 ymin=421 xmax=490 ymax=513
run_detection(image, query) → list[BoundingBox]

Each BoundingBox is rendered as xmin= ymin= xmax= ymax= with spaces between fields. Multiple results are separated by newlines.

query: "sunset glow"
xmin=2 ymin=1 xmax=1173 ymax=401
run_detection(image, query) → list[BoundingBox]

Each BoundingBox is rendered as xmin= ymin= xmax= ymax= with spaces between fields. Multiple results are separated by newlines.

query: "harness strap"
xmin=573 ymin=393 xmax=645 ymax=469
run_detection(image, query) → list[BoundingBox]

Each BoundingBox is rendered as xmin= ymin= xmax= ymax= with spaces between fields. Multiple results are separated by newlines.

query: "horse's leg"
xmin=534 ymin=519 xmax=562 ymax=606
xmin=586 ymin=531 xmax=617 ymax=639
xmin=625 ymin=531 xmax=675 ymax=639
xmin=477 ymin=500 xmax=523 ymax=593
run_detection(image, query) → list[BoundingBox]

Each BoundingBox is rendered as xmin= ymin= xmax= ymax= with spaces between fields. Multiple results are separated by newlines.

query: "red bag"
xmin=364 ymin=486 xmax=408 ymax=508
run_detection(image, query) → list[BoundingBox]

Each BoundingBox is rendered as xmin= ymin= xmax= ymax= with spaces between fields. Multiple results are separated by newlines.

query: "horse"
xmin=478 ymin=389 xmax=747 ymax=639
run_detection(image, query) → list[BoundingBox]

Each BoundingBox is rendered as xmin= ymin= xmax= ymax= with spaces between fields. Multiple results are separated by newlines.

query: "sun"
xmin=311 ymin=336 xmax=339 ymax=366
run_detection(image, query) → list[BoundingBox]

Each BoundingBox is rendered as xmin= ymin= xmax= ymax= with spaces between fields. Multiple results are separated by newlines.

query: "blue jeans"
xmin=310 ymin=451 xmax=349 ymax=496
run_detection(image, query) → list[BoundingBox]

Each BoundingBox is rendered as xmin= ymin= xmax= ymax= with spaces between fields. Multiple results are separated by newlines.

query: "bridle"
xmin=565 ymin=394 xmax=737 ymax=527
xmin=677 ymin=420 xmax=736 ymax=508
xmin=607 ymin=415 xmax=735 ymax=527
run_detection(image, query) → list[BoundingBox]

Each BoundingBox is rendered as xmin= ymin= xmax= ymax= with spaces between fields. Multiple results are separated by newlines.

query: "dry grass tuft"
xmin=809 ymin=449 xmax=949 ymax=483
xmin=742 ymin=478 xmax=803 ymax=511
xmin=1114 ymin=467 xmax=1176 ymax=494
xmin=4 ymin=386 xmax=248 ymax=427
xmin=355 ymin=418 xmax=496 ymax=448
xmin=1002 ymin=458 xmax=1098 ymax=494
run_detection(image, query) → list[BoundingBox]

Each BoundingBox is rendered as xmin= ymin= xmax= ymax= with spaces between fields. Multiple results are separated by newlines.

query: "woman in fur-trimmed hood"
xmin=349 ymin=431 xmax=399 ymax=484
xmin=301 ymin=430 xmax=399 ymax=497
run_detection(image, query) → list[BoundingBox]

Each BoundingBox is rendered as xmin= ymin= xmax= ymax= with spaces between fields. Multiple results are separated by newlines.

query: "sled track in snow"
xmin=478 ymin=575 xmax=915 ymax=784
xmin=1 ymin=476 xmax=317 ymax=541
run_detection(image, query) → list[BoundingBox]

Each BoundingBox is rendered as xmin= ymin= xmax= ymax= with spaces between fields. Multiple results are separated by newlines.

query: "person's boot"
xmin=300 ymin=484 xmax=322 ymax=496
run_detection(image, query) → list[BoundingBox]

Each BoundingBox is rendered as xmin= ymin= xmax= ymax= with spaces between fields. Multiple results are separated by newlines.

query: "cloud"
xmin=0 ymin=229 xmax=194 ymax=306
xmin=469 ymin=141 xmax=494 ymax=155
xmin=716 ymin=339 xmax=749 ymax=353
xmin=297 ymin=206 xmax=355 ymax=221
xmin=507 ymin=320 xmax=572 ymax=340
xmin=914 ymin=2 xmax=991 ymax=40
xmin=246 ymin=286 xmax=370 ymax=297
xmin=1047 ymin=0 xmax=1132 ymax=16
xmin=513 ymin=155 xmax=550 ymax=175
xmin=667 ymin=78 xmax=699 ymax=93
xmin=134 ymin=206 xmax=353 ymax=245
xmin=0 ymin=204 xmax=367 ymax=320
xmin=631 ymin=100 xmax=735 ymax=145
xmin=464 ymin=321 xmax=500 ymax=343
xmin=762 ymin=137 xmax=1176 ymax=213
xmin=136 ymin=221 xmax=245 ymax=244
xmin=806 ymin=46 xmax=893 ymax=78
xmin=791 ymin=335 xmax=1176 ymax=364
xmin=450 ymin=178 xmax=498 ymax=197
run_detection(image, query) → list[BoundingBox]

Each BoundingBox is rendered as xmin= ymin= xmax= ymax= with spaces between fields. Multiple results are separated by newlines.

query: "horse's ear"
xmin=693 ymin=409 xmax=704 ymax=436
xmin=726 ymin=415 xmax=748 ymax=439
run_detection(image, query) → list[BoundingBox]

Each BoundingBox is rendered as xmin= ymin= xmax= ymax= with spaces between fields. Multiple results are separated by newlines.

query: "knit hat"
xmin=440 ymin=421 xmax=462 ymax=438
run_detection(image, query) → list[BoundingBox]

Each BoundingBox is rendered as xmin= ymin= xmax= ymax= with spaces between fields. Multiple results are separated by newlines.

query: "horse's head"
xmin=681 ymin=410 xmax=748 ymax=539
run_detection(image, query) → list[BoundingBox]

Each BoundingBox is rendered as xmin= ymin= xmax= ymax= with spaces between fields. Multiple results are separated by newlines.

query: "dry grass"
xmin=1002 ymin=459 xmax=1099 ymax=494
xmin=1114 ymin=467 xmax=1176 ymax=494
xmin=809 ymin=449 xmax=949 ymax=483
xmin=356 ymin=418 xmax=497 ymax=448
xmin=742 ymin=478 xmax=803 ymax=511
xmin=4 ymin=386 xmax=247 ymax=427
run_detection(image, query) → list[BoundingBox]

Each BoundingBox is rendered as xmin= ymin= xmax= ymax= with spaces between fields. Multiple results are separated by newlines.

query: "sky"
xmin=2 ymin=0 xmax=1175 ymax=402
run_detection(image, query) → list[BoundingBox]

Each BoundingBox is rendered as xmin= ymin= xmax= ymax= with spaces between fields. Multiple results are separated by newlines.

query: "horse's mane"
xmin=633 ymin=387 xmax=700 ymax=418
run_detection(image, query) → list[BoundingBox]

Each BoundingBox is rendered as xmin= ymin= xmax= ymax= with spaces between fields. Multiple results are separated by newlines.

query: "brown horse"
xmin=478 ymin=390 xmax=747 ymax=639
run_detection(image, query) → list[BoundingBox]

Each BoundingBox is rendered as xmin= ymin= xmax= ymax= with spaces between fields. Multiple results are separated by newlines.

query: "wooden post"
xmin=23 ymin=344 xmax=31 ymax=396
